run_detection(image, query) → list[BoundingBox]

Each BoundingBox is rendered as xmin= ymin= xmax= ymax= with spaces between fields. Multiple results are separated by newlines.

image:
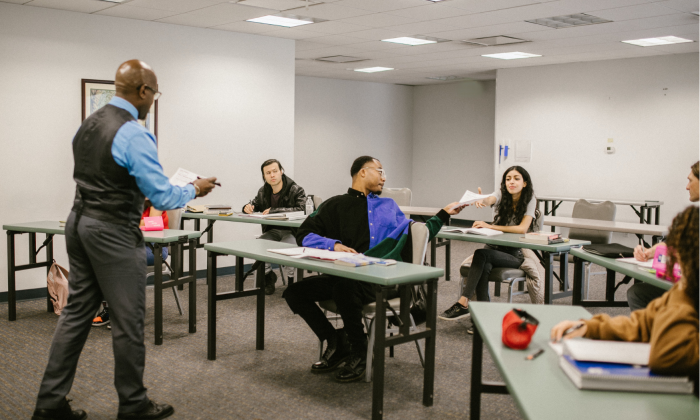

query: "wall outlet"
xmin=606 ymin=146 xmax=616 ymax=154
xmin=607 ymin=138 xmax=614 ymax=143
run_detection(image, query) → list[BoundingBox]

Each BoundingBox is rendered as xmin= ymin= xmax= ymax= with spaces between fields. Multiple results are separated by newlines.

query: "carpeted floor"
xmin=0 ymin=241 xmax=633 ymax=420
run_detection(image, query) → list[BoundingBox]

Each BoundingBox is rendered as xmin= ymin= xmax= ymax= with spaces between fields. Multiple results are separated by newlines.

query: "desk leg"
xmin=154 ymin=244 xmax=163 ymax=345
xmin=605 ymin=268 xmax=616 ymax=304
xmin=572 ymin=256 xmax=584 ymax=306
xmin=188 ymin=239 xmax=197 ymax=334
xmin=255 ymin=262 xmax=265 ymax=351
xmin=372 ymin=286 xmax=387 ymax=420
xmin=430 ymin=238 xmax=436 ymax=268
xmin=46 ymin=234 xmax=54 ymax=312
xmin=235 ymin=256 xmax=244 ymax=292
xmin=655 ymin=207 xmax=660 ymax=225
xmin=543 ymin=252 xmax=553 ymax=305
xmin=470 ymin=324 xmax=484 ymax=420
xmin=207 ymin=251 xmax=218 ymax=360
xmin=423 ymin=278 xmax=437 ymax=407
xmin=445 ymin=240 xmax=451 ymax=282
xmin=7 ymin=232 xmax=16 ymax=321
xmin=559 ymin=251 xmax=569 ymax=292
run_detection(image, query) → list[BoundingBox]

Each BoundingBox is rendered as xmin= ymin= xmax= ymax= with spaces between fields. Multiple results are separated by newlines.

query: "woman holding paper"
xmin=551 ymin=206 xmax=698 ymax=377
xmin=439 ymin=166 xmax=539 ymax=323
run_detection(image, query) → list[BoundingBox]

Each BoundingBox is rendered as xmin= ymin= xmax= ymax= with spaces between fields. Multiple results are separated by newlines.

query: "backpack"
xmin=47 ymin=260 xmax=69 ymax=315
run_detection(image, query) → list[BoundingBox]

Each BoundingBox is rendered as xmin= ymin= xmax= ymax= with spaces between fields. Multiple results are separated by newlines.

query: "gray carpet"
xmin=0 ymin=241 xmax=633 ymax=420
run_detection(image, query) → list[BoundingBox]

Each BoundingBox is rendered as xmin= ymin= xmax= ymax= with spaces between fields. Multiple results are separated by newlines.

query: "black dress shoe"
xmin=311 ymin=329 xmax=350 ymax=373
xmin=117 ymin=400 xmax=174 ymax=420
xmin=334 ymin=352 xmax=367 ymax=383
xmin=264 ymin=271 xmax=277 ymax=295
xmin=32 ymin=398 xmax=87 ymax=420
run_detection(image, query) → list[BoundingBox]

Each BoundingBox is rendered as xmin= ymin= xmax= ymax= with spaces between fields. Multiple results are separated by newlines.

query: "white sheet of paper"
xmin=170 ymin=168 xmax=201 ymax=187
xmin=549 ymin=341 xmax=564 ymax=356
xmin=616 ymin=257 xmax=653 ymax=268
xmin=267 ymin=247 xmax=356 ymax=261
xmin=449 ymin=190 xmax=493 ymax=210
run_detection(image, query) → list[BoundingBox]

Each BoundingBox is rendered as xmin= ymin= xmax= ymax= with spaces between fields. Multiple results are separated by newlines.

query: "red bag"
xmin=502 ymin=308 xmax=539 ymax=350
xmin=47 ymin=261 xmax=69 ymax=315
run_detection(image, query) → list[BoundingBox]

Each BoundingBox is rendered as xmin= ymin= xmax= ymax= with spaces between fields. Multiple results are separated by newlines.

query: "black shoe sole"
xmin=32 ymin=413 xmax=87 ymax=420
xmin=335 ymin=368 xmax=367 ymax=383
xmin=91 ymin=321 xmax=110 ymax=326
xmin=311 ymin=355 xmax=350 ymax=374
xmin=438 ymin=313 xmax=470 ymax=321
xmin=117 ymin=406 xmax=174 ymax=420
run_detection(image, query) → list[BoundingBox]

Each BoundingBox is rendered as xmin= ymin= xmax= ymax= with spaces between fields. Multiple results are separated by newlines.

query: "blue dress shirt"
xmin=105 ymin=97 xmax=195 ymax=210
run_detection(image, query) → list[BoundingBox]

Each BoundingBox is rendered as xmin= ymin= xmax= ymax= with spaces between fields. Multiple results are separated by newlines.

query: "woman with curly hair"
xmin=439 ymin=166 xmax=540 ymax=323
xmin=551 ymin=205 xmax=699 ymax=377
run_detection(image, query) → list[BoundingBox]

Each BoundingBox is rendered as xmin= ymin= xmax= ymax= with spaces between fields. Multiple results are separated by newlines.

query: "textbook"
xmin=559 ymin=355 xmax=693 ymax=394
xmin=263 ymin=211 xmax=306 ymax=220
xmin=563 ymin=339 xmax=651 ymax=366
xmin=519 ymin=235 xmax=568 ymax=245
xmin=267 ymin=247 xmax=355 ymax=261
xmin=186 ymin=205 xmax=206 ymax=213
xmin=442 ymin=227 xmax=503 ymax=236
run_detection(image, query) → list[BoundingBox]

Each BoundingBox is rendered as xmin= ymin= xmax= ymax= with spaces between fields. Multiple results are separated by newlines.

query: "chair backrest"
xmin=166 ymin=208 xmax=183 ymax=230
xmin=569 ymin=199 xmax=616 ymax=244
xmin=409 ymin=222 xmax=430 ymax=266
xmin=382 ymin=188 xmax=412 ymax=206
xmin=312 ymin=195 xmax=323 ymax=210
xmin=532 ymin=198 xmax=543 ymax=232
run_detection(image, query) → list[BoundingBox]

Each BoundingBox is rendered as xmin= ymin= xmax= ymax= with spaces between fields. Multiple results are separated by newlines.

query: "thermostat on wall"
xmin=606 ymin=146 xmax=616 ymax=154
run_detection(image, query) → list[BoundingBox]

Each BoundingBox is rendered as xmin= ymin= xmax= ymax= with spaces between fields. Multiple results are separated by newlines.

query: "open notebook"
xmin=442 ymin=227 xmax=502 ymax=236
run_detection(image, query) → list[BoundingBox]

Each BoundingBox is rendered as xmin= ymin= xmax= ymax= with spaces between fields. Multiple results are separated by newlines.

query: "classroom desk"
xmin=468 ymin=302 xmax=698 ymax=420
xmin=569 ymin=247 xmax=673 ymax=308
xmin=435 ymin=229 xmax=590 ymax=304
xmin=3 ymin=221 xmax=201 ymax=345
xmin=400 ymin=206 xmax=452 ymax=281
xmin=204 ymin=239 xmax=444 ymax=420
xmin=544 ymin=216 xmax=667 ymax=247
xmin=538 ymin=196 xmax=663 ymax=227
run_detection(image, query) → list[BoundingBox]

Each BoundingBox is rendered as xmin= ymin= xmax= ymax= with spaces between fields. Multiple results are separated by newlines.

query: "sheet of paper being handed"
xmin=170 ymin=168 xmax=202 ymax=187
xmin=449 ymin=190 xmax=493 ymax=210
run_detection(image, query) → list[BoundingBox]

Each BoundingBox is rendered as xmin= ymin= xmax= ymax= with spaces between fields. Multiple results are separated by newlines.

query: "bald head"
xmin=115 ymin=59 xmax=158 ymax=120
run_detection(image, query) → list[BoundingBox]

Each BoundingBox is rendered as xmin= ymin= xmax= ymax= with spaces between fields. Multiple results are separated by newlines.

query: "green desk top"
xmin=570 ymin=248 xmax=673 ymax=291
xmin=3 ymin=221 xmax=201 ymax=243
xmin=204 ymin=239 xmax=444 ymax=286
xmin=182 ymin=212 xmax=304 ymax=228
xmin=435 ymin=229 xmax=590 ymax=252
xmin=469 ymin=302 xmax=699 ymax=420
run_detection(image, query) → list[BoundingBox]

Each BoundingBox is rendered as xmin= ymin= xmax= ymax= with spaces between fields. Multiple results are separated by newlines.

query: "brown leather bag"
xmin=47 ymin=260 xmax=69 ymax=315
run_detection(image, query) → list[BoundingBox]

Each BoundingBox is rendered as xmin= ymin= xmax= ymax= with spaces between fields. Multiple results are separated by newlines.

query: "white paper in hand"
xmin=170 ymin=168 xmax=202 ymax=187
xmin=457 ymin=190 xmax=493 ymax=206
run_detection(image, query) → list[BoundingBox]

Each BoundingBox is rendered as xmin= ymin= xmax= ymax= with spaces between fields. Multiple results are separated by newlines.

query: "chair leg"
xmin=278 ymin=266 xmax=286 ymax=286
xmin=172 ymin=286 xmax=184 ymax=316
xmin=584 ymin=262 xmax=590 ymax=300
xmin=507 ymin=281 xmax=514 ymax=303
xmin=365 ymin=318 xmax=376 ymax=383
xmin=494 ymin=280 xmax=501 ymax=297
xmin=411 ymin=314 xmax=425 ymax=368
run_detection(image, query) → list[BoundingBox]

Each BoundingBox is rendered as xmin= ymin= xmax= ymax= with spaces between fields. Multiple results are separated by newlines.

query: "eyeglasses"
xmin=362 ymin=167 xmax=387 ymax=179
xmin=143 ymin=85 xmax=161 ymax=101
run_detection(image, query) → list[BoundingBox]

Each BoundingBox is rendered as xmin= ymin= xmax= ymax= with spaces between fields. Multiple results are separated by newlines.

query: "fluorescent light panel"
xmin=353 ymin=67 xmax=394 ymax=73
xmin=482 ymin=52 xmax=541 ymax=60
xmin=622 ymin=36 xmax=694 ymax=47
xmin=383 ymin=37 xmax=436 ymax=46
xmin=247 ymin=14 xmax=319 ymax=27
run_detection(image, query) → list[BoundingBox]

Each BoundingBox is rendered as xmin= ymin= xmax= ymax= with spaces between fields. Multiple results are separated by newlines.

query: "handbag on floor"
xmin=47 ymin=260 xmax=69 ymax=315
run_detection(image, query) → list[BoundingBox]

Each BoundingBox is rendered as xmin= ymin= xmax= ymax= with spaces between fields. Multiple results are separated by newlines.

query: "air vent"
xmin=526 ymin=13 xmax=612 ymax=29
xmin=426 ymin=75 xmax=468 ymax=81
xmin=462 ymin=36 xmax=529 ymax=47
xmin=315 ymin=55 xmax=369 ymax=63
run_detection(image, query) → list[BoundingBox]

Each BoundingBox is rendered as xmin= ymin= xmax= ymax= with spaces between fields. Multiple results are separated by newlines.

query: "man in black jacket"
xmin=243 ymin=159 xmax=306 ymax=294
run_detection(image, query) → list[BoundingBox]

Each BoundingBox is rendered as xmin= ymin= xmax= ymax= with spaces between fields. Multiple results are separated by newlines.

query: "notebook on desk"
xmin=442 ymin=227 xmax=502 ymax=236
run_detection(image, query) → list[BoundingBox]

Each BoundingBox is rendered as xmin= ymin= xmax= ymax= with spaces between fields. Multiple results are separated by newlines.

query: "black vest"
xmin=71 ymin=104 xmax=145 ymax=226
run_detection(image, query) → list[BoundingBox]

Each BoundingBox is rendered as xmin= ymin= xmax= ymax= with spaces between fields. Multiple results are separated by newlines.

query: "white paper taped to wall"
xmin=515 ymin=140 xmax=531 ymax=162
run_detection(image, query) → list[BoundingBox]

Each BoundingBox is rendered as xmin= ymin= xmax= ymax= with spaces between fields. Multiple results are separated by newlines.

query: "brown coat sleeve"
xmin=583 ymin=282 xmax=699 ymax=375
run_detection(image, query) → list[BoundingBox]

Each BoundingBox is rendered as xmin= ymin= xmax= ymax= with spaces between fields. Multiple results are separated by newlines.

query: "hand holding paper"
xmin=449 ymin=188 xmax=493 ymax=210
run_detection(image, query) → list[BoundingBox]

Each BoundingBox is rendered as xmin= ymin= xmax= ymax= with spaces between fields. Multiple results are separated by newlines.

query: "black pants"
xmin=462 ymin=247 xmax=524 ymax=301
xmin=36 ymin=212 xmax=150 ymax=414
xmin=283 ymin=275 xmax=375 ymax=349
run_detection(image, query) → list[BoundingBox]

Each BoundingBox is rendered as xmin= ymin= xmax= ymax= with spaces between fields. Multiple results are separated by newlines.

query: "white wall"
xmin=294 ymin=76 xmax=414 ymax=201
xmin=495 ymin=53 xmax=699 ymax=242
xmin=412 ymin=81 xmax=496 ymax=221
xmin=0 ymin=3 xmax=295 ymax=293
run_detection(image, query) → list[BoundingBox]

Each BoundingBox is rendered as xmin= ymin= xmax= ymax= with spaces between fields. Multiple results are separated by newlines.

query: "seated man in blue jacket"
xmin=283 ymin=155 xmax=464 ymax=383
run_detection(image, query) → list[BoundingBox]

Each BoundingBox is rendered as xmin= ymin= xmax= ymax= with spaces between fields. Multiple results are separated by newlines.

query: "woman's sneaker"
xmin=92 ymin=307 xmax=110 ymax=326
xmin=438 ymin=302 xmax=470 ymax=321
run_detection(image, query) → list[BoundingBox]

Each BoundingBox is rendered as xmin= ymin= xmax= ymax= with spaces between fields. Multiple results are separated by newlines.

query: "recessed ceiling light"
xmin=482 ymin=52 xmax=541 ymax=60
xmin=622 ymin=36 xmax=694 ymax=47
xmin=247 ymin=14 xmax=325 ymax=27
xmin=382 ymin=36 xmax=450 ymax=46
xmin=526 ymin=13 xmax=611 ymax=29
xmin=462 ymin=36 xmax=529 ymax=47
xmin=315 ymin=55 xmax=369 ymax=63
xmin=352 ymin=67 xmax=394 ymax=73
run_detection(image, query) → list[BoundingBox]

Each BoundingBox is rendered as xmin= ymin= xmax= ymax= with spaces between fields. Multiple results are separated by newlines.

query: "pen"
xmin=561 ymin=322 xmax=585 ymax=340
xmin=525 ymin=349 xmax=544 ymax=361
xmin=196 ymin=176 xmax=221 ymax=187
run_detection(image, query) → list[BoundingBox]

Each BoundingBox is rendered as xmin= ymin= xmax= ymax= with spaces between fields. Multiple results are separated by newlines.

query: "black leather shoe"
xmin=32 ymin=398 xmax=87 ymax=420
xmin=264 ymin=271 xmax=277 ymax=295
xmin=334 ymin=352 xmax=367 ymax=383
xmin=311 ymin=329 xmax=350 ymax=373
xmin=117 ymin=400 xmax=174 ymax=420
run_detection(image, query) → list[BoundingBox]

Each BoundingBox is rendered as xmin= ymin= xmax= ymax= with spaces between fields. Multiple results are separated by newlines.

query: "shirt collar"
xmin=347 ymin=188 xmax=367 ymax=198
xmin=108 ymin=96 xmax=139 ymax=120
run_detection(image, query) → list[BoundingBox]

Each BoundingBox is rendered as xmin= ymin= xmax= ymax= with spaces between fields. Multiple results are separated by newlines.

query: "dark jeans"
xmin=145 ymin=243 xmax=168 ymax=266
xmin=627 ymin=282 xmax=666 ymax=311
xmin=462 ymin=247 xmax=524 ymax=301
xmin=283 ymin=275 xmax=375 ymax=349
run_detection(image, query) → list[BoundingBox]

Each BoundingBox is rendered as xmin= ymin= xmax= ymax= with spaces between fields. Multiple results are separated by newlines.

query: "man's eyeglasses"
xmin=362 ymin=167 xmax=387 ymax=179
xmin=143 ymin=85 xmax=161 ymax=101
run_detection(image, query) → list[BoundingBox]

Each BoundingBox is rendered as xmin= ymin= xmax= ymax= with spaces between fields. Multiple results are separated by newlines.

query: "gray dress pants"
xmin=36 ymin=212 xmax=150 ymax=415
xmin=258 ymin=228 xmax=297 ymax=278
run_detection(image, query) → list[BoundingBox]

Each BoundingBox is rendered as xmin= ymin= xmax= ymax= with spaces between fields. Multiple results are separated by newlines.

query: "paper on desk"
xmin=170 ymin=167 xmax=206 ymax=187
xmin=616 ymin=257 xmax=653 ymax=268
xmin=267 ymin=247 xmax=357 ymax=261
xmin=549 ymin=341 xmax=564 ymax=356
xmin=449 ymin=190 xmax=493 ymax=210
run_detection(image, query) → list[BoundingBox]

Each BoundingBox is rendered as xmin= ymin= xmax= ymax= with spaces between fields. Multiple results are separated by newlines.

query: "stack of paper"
xmin=442 ymin=227 xmax=503 ymax=236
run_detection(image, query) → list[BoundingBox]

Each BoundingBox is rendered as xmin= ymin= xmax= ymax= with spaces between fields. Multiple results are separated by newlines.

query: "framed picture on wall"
xmin=81 ymin=79 xmax=158 ymax=139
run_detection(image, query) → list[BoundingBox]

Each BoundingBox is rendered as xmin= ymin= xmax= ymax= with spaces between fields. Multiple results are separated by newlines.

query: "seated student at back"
xmin=243 ymin=159 xmax=306 ymax=295
xmin=439 ymin=166 xmax=539 ymax=330
xmin=92 ymin=198 xmax=168 ymax=327
xmin=552 ymin=205 xmax=698 ymax=379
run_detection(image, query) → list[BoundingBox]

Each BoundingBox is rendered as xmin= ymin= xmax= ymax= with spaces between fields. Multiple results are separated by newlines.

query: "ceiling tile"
xmin=128 ymin=0 xmax=225 ymax=14
xmin=340 ymin=27 xmax=409 ymax=40
xmin=387 ymin=4 xmax=472 ymax=21
xmin=301 ymin=20 xmax=370 ymax=34
xmin=659 ymin=0 xmax=699 ymax=13
xmin=430 ymin=21 xmax=552 ymax=41
xmin=296 ymin=40 xmax=332 ymax=50
xmin=438 ymin=2 xmax=581 ymax=29
xmin=304 ymin=33 xmax=368 ymax=45
xmin=339 ymin=12 xmax=419 ymax=27
xmin=213 ymin=20 xmax=280 ymax=33
xmin=25 ymin=0 xmax=115 ymax=13
xmin=236 ymin=0 xmax=315 ymax=11
xmin=653 ymin=41 xmax=699 ymax=53
xmin=446 ymin=0 xmax=543 ymax=13
xmin=295 ymin=44 xmax=366 ymax=58
xmin=95 ymin=4 xmax=180 ymax=20
xmin=295 ymin=3 xmax=371 ymax=20
xmin=386 ymin=20 xmax=463 ymax=35
xmin=332 ymin=0 xmax=426 ymax=12
xmin=589 ymin=3 xmax=681 ymax=21
xmin=177 ymin=3 xmax=276 ymax=18
xmin=263 ymin=27 xmax=323 ymax=39
xmin=155 ymin=13 xmax=230 ymax=27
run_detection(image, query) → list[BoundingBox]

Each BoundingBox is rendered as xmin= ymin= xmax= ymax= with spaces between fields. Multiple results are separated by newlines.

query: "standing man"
xmin=32 ymin=60 xmax=216 ymax=420
xmin=283 ymin=156 xmax=464 ymax=383
xmin=243 ymin=159 xmax=306 ymax=294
